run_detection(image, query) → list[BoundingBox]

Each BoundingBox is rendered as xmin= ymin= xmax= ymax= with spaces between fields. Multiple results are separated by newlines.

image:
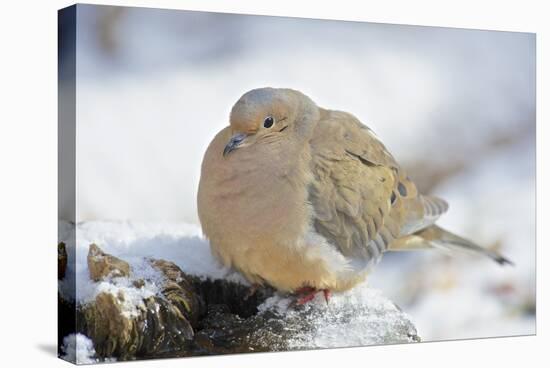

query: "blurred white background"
xmin=61 ymin=4 xmax=535 ymax=342
xmin=67 ymin=5 xmax=534 ymax=224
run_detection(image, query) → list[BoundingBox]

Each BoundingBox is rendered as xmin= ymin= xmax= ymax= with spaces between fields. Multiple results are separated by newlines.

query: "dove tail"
xmin=422 ymin=195 xmax=449 ymax=219
xmin=403 ymin=195 xmax=449 ymax=235
xmin=415 ymin=225 xmax=513 ymax=266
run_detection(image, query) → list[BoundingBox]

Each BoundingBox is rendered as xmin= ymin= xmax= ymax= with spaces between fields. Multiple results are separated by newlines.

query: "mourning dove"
xmin=197 ymin=87 xmax=511 ymax=303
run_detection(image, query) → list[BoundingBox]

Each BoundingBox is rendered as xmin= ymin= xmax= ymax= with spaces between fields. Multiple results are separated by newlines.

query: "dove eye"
xmin=263 ymin=116 xmax=274 ymax=128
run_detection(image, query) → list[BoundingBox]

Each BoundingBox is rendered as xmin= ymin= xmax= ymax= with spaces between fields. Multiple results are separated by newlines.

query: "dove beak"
xmin=223 ymin=133 xmax=247 ymax=157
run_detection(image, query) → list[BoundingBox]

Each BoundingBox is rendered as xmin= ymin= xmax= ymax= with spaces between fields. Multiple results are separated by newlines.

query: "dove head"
xmin=224 ymin=87 xmax=319 ymax=157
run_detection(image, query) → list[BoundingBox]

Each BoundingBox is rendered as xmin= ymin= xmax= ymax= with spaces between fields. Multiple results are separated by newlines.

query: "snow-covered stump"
xmin=59 ymin=244 xmax=419 ymax=362
xmin=195 ymin=287 xmax=419 ymax=354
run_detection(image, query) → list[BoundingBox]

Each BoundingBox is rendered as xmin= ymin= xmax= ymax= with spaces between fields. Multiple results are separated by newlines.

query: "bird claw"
xmin=323 ymin=289 xmax=332 ymax=303
xmin=296 ymin=292 xmax=317 ymax=305
xmin=293 ymin=287 xmax=332 ymax=306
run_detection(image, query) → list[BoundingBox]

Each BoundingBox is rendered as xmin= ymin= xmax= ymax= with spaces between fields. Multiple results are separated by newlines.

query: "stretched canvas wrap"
xmin=58 ymin=4 xmax=536 ymax=364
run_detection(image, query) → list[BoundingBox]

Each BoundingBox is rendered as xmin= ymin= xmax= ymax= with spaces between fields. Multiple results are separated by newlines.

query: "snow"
xmin=84 ymin=273 xmax=160 ymax=319
xmin=259 ymin=283 xmax=418 ymax=348
xmin=58 ymin=220 xmax=247 ymax=305
xmin=59 ymin=221 xmax=419 ymax=354
xmin=60 ymin=333 xmax=98 ymax=364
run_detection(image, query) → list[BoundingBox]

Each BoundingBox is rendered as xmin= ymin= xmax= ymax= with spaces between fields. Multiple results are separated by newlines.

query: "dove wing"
xmin=308 ymin=109 xmax=448 ymax=262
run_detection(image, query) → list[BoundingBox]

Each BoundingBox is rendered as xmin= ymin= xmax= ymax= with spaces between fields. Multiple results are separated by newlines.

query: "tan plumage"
xmin=197 ymin=87 xmax=510 ymax=295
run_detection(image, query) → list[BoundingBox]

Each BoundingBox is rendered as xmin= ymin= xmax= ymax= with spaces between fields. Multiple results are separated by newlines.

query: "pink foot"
xmin=294 ymin=286 xmax=316 ymax=294
xmin=294 ymin=287 xmax=332 ymax=305
xmin=296 ymin=292 xmax=317 ymax=305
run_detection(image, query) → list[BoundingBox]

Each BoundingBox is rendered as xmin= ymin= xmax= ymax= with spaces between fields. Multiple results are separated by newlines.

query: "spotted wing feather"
xmin=309 ymin=109 xmax=448 ymax=262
